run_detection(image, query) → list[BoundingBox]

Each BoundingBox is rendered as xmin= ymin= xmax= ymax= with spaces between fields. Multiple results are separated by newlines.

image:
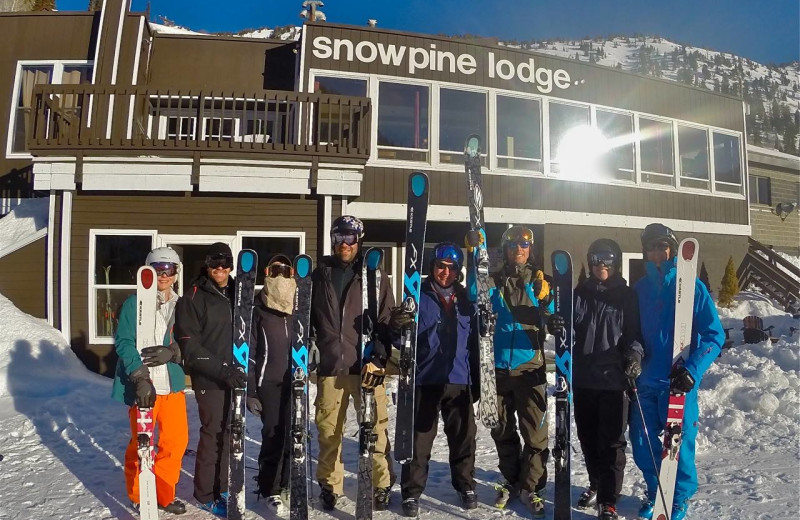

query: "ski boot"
xmin=374 ymin=486 xmax=392 ymax=511
xmin=493 ymin=479 xmax=517 ymax=509
xmin=265 ymin=494 xmax=288 ymax=515
xmin=401 ymin=497 xmax=419 ymax=517
xmin=158 ymin=499 xmax=186 ymax=514
xmin=521 ymin=489 xmax=545 ymax=519
xmin=199 ymin=498 xmax=227 ymax=517
xmin=458 ymin=489 xmax=478 ymax=510
xmin=319 ymin=488 xmax=339 ymax=511
xmin=577 ymin=487 xmax=597 ymax=508
xmin=598 ymin=503 xmax=619 ymax=519
xmin=672 ymin=500 xmax=689 ymax=520
xmin=637 ymin=499 xmax=655 ymax=519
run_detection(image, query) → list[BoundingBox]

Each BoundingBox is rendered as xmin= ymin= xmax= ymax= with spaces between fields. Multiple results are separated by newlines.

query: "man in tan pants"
xmin=310 ymin=216 xmax=397 ymax=511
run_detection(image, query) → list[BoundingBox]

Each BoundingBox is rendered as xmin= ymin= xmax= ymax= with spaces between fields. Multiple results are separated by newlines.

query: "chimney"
xmin=368 ymin=19 xmax=377 ymax=27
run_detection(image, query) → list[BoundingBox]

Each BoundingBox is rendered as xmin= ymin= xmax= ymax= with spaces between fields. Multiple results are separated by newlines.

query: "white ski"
xmin=136 ymin=266 xmax=158 ymax=520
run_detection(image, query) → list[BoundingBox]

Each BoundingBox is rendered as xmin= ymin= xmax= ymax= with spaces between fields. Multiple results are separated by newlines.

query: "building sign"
xmin=311 ymin=35 xmax=578 ymax=94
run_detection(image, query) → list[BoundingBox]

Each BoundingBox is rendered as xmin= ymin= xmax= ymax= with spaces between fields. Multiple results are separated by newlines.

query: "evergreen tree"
xmin=781 ymin=123 xmax=798 ymax=155
xmin=718 ymin=257 xmax=739 ymax=308
xmin=31 ymin=0 xmax=54 ymax=9
xmin=699 ymin=262 xmax=712 ymax=295
xmin=88 ymin=0 xmax=101 ymax=10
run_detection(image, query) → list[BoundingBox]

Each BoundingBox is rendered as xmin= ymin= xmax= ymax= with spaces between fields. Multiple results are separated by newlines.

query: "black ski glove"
xmin=547 ymin=314 xmax=565 ymax=335
xmin=669 ymin=365 xmax=696 ymax=394
xmin=129 ymin=366 xmax=156 ymax=408
xmin=389 ymin=307 xmax=415 ymax=332
xmin=246 ymin=397 xmax=262 ymax=415
xmin=219 ymin=365 xmax=247 ymax=389
xmin=141 ymin=343 xmax=180 ymax=367
xmin=624 ymin=350 xmax=643 ymax=380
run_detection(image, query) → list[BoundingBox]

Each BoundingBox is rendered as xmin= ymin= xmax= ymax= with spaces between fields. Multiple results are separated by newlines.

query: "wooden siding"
xmin=0 ymin=237 xmax=46 ymax=318
xmin=749 ymin=164 xmax=800 ymax=254
xmin=303 ymin=23 xmax=744 ymax=132
xmin=358 ymin=166 xmax=749 ymax=225
xmin=68 ymin=193 xmax=319 ymax=375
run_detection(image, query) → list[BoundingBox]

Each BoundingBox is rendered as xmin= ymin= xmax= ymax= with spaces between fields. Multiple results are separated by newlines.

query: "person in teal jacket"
xmin=630 ymin=224 xmax=725 ymax=520
xmin=112 ymin=247 xmax=188 ymax=515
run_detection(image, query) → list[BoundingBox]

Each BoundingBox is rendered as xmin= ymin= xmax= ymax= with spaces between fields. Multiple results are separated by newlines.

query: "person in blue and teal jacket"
xmin=630 ymin=223 xmax=725 ymax=520
xmin=112 ymin=246 xmax=188 ymax=515
xmin=468 ymin=225 xmax=554 ymax=518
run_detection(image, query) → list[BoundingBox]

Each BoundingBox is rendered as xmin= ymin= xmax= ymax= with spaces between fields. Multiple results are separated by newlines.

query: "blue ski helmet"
xmin=431 ymin=242 xmax=464 ymax=272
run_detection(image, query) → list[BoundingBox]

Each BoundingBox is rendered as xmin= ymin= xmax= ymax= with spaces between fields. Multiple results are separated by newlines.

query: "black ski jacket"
xmin=311 ymin=255 xmax=396 ymax=377
xmin=573 ymin=274 xmax=643 ymax=391
xmin=174 ymin=273 xmax=235 ymax=390
xmin=248 ymin=298 xmax=292 ymax=395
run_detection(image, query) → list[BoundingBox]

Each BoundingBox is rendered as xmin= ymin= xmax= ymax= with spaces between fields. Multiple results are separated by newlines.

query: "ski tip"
xmin=680 ymin=238 xmax=697 ymax=261
xmin=551 ymin=250 xmax=571 ymax=275
xmin=410 ymin=171 xmax=428 ymax=197
xmin=138 ymin=266 xmax=155 ymax=289
xmin=239 ymin=250 xmax=256 ymax=272
xmin=366 ymin=247 xmax=383 ymax=270
xmin=294 ymin=254 xmax=312 ymax=278
xmin=464 ymin=134 xmax=481 ymax=156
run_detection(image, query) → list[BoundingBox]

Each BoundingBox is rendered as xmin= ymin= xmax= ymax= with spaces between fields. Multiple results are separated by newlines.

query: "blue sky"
xmin=59 ymin=0 xmax=799 ymax=64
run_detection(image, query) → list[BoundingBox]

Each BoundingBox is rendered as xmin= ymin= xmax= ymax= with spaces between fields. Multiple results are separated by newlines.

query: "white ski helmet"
xmin=146 ymin=246 xmax=180 ymax=266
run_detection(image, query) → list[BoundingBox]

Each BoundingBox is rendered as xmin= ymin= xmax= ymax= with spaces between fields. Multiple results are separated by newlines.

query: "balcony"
xmin=27 ymin=85 xmax=372 ymax=195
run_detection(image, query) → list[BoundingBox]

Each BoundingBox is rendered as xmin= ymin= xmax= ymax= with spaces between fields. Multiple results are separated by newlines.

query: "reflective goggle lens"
xmin=333 ymin=233 xmax=358 ymax=246
xmin=507 ymin=241 xmax=531 ymax=249
xmin=434 ymin=260 xmax=457 ymax=272
xmin=433 ymin=244 xmax=463 ymax=266
xmin=588 ymin=251 xmax=616 ymax=268
xmin=205 ymin=254 xmax=233 ymax=269
xmin=150 ymin=262 xmax=177 ymax=277
xmin=267 ymin=263 xmax=293 ymax=278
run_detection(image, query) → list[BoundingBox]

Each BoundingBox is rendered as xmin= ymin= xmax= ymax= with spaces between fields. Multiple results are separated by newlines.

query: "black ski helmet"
xmin=641 ymin=223 xmax=678 ymax=258
xmin=587 ymin=238 xmax=623 ymax=272
xmin=330 ymin=215 xmax=365 ymax=251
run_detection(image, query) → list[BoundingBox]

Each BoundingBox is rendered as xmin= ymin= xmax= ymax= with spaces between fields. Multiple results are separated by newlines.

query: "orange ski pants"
xmin=125 ymin=392 xmax=189 ymax=507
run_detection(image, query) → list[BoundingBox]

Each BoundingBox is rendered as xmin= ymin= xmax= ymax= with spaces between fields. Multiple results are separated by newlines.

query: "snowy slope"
xmin=0 ymin=289 xmax=797 ymax=519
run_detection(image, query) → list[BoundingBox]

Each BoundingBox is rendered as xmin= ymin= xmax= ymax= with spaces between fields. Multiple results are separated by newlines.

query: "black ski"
xmin=290 ymin=254 xmax=313 ymax=520
xmin=394 ymin=171 xmax=429 ymax=464
xmin=551 ymin=250 xmax=573 ymax=520
xmin=356 ymin=247 xmax=384 ymax=520
xmin=464 ymin=134 xmax=499 ymax=429
xmin=229 ymin=249 xmax=258 ymax=520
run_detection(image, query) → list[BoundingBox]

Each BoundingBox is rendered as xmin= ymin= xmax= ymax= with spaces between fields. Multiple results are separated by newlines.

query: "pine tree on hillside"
xmin=718 ymin=257 xmax=739 ymax=308
xmin=88 ymin=0 xmax=101 ymax=10
xmin=32 ymin=0 xmax=54 ymax=10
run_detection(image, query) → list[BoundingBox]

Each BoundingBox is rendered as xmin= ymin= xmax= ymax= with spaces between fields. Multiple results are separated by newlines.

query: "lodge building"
xmin=1 ymin=0 xmax=792 ymax=375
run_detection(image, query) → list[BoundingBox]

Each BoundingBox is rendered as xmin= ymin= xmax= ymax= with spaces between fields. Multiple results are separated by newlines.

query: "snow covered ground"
xmin=0 ymin=289 xmax=797 ymax=520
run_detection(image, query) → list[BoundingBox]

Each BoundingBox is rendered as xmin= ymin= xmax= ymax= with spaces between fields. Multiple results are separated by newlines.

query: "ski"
xmin=135 ymin=266 xmax=158 ymax=520
xmin=464 ymin=134 xmax=499 ymax=429
xmin=229 ymin=249 xmax=258 ymax=520
xmin=356 ymin=248 xmax=384 ymax=519
xmin=290 ymin=254 xmax=313 ymax=520
xmin=394 ymin=171 xmax=429 ymax=464
xmin=652 ymin=238 xmax=699 ymax=520
xmin=551 ymin=250 xmax=574 ymax=520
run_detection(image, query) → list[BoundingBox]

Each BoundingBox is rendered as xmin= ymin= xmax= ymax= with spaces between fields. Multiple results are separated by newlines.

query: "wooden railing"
xmin=27 ymin=85 xmax=371 ymax=160
xmin=737 ymin=237 xmax=800 ymax=312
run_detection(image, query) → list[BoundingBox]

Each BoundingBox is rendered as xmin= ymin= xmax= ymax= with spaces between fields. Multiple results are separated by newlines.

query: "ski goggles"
xmin=150 ymin=262 xmax=178 ymax=277
xmin=505 ymin=241 xmax=531 ymax=249
xmin=266 ymin=262 xmax=293 ymax=279
xmin=433 ymin=260 xmax=458 ymax=272
xmin=502 ymin=226 xmax=534 ymax=244
xmin=432 ymin=243 xmax=464 ymax=270
xmin=644 ymin=240 xmax=672 ymax=252
xmin=332 ymin=233 xmax=359 ymax=246
xmin=205 ymin=254 xmax=233 ymax=270
xmin=588 ymin=251 xmax=617 ymax=268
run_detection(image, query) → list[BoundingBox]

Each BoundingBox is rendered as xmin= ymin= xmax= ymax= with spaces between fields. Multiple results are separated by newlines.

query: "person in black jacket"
xmin=548 ymin=238 xmax=643 ymax=520
xmin=174 ymin=242 xmax=247 ymax=517
xmin=396 ymin=242 xmax=480 ymax=517
xmin=246 ymin=255 xmax=296 ymax=515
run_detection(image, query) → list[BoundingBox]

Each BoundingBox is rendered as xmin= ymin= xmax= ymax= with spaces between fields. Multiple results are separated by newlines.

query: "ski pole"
xmin=629 ymin=378 xmax=670 ymax=520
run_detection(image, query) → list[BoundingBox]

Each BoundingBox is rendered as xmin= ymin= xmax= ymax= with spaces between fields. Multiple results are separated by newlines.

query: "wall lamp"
xmin=775 ymin=201 xmax=797 ymax=221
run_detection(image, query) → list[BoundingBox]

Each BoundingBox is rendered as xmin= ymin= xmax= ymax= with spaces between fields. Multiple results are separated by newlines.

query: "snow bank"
xmin=0 ymin=197 xmax=48 ymax=257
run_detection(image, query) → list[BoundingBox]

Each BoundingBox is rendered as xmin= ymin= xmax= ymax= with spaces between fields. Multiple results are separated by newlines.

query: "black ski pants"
xmin=194 ymin=388 xmax=231 ymax=504
xmin=492 ymin=367 xmax=549 ymax=494
xmin=401 ymin=384 xmax=477 ymax=500
xmin=573 ymin=387 xmax=629 ymax=505
xmin=255 ymin=381 xmax=291 ymax=497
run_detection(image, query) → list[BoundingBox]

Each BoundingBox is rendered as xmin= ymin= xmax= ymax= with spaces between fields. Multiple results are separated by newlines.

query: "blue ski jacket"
xmin=634 ymin=258 xmax=725 ymax=388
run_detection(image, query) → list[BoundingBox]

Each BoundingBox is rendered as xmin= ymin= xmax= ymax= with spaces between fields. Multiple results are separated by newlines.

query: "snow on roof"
xmin=148 ymin=21 xmax=204 ymax=35
xmin=0 ymin=198 xmax=49 ymax=259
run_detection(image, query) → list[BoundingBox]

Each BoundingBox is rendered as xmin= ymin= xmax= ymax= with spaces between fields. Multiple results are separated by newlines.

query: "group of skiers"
xmin=112 ymin=216 xmax=724 ymax=520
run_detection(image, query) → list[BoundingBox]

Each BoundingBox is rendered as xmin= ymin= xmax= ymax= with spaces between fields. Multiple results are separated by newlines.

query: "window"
xmin=203 ymin=117 xmax=235 ymax=142
xmin=167 ymin=116 xmax=197 ymax=140
xmin=9 ymin=62 xmax=92 ymax=155
xmin=639 ymin=117 xmax=674 ymax=186
xmin=439 ymin=88 xmax=486 ymax=164
xmin=678 ymin=125 xmax=709 ymax=190
xmin=749 ymin=176 xmax=771 ymax=205
xmin=90 ymin=231 xmax=156 ymax=343
xmin=496 ymin=95 xmax=541 ymax=171
xmin=596 ymin=109 xmax=635 ymax=182
xmin=549 ymin=101 xmax=590 ymax=174
xmin=239 ymin=232 xmax=305 ymax=292
xmin=713 ymin=132 xmax=742 ymax=193
xmin=314 ymin=76 xmax=367 ymax=97
xmin=313 ymin=76 xmax=367 ymax=146
xmin=377 ymin=82 xmax=429 ymax=161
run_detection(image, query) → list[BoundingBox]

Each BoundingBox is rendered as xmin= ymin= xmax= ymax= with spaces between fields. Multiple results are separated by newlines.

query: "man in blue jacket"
xmin=631 ymin=223 xmax=725 ymax=520
xmin=396 ymin=243 xmax=480 ymax=517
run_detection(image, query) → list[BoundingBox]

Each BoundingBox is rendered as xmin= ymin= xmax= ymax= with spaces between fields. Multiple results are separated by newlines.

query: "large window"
xmin=749 ymin=176 xmax=772 ymax=205
xmin=313 ymin=75 xmax=367 ymax=146
xmin=714 ymin=132 xmax=742 ymax=193
xmin=639 ymin=117 xmax=674 ymax=186
xmin=240 ymin=232 xmax=304 ymax=291
xmin=9 ymin=62 xmax=92 ymax=154
xmin=678 ymin=125 xmax=710 ymax=190
xmin=377 ymin=82 xmax=429 ymax=161
xmin=496 ymin=95 xmax=541 ymax=171
xmin=90 ymin=231 xmax=155 ymax=343
xmin=596 ymin=109 xmax=635 ymax=182
xmin=549 ymin=101 xmax=590 ymax=175
xmin=439 ymin=88 xmax=486 ymax=164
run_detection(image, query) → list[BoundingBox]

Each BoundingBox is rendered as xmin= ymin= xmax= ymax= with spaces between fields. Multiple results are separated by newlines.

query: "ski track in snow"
xmin=0 ymin=291 xmax=797 ymax=519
